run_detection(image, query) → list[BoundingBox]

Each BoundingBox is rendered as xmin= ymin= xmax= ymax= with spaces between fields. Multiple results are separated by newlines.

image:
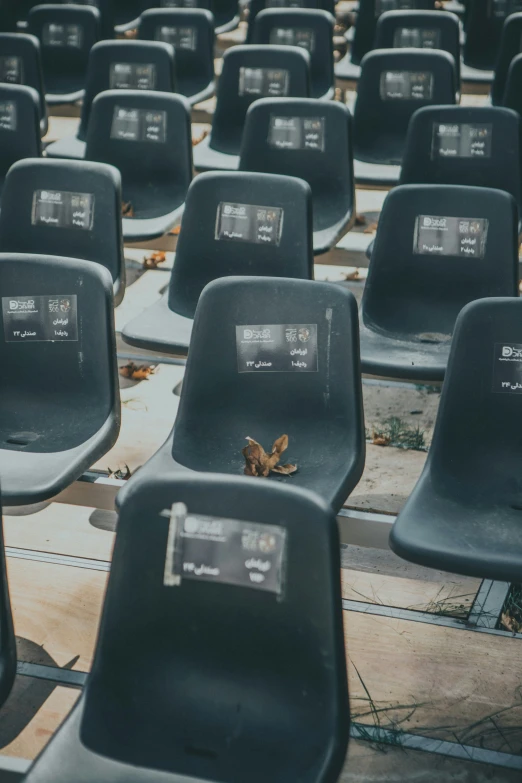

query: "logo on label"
xmin=40 ymin=191 xmax=62 ymax=202
xmin=9 ymin=299 xmax=35 ymax=311
xmin=224 ymin=205 xmax=246 ymax=216
xmin=423 ymin=216 xmax=447 ymax=229
xmin=501 ymin=346 xmax=522 ymax=359
xmin=183 ymin=516 xmax=224 ymax=537
xmin=243 ymin=328 xmax=271 ymax=340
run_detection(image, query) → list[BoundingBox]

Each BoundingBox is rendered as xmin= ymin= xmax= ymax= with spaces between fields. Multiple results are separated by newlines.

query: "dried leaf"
xmin=342 ymin=269 xmax=360 ymax=281
xmin=169 ymin=225 xmax=181 ymax=236
xmin=242 ymin=434 xmax=297 ymax=477
xmin=363 ymin=221 xmax=379 ymax=234
xmin=122 ymin=201 xmax=134 ymax=218
xmin=142 ymin=251 xmax=166 ymax=270
xmin=192 ymin=128 xmax=209 ymax=146
xmin=355 ymin=213 xmax=367 ymax=226
xmin=372 ymin=434 xmax=390 ymax=447
xmin=108 ymin=464 xmax=132 ymax=480
xmin=119 ymin=361 xmax=157 ymax=381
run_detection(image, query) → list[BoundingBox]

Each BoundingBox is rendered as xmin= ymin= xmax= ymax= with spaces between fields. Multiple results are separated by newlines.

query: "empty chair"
xmin=193 ymin=44 xmax=310 ymax=172
xmin=118 ymin=276 xmax=365 ymax=512
xmin=240 ymin=98 xmax=355 ymax=254
xmin=45 ymin=39 xmax=176 ymax=160
xmin=0 ymin=84 xmax=42 ymax=201
xmin=391 ymin=297 xmax=522 ymax=582
xmin=246 ymin=0 xmax=335 ymax=43
xmin=0 ymin=158 xmax=125 ymax=305
xmin=375 ymin=9 xmax=461 ymax=86
xmin=251 ymin=8 xmax=335 ymax=99
xmin=359 ymin=184 xmax=519 ymax=382
xmin=491 ymin=12 xmax=522 ymax=105
xmin=400 ymin=105 xmax=522 ymax=221
xmin=139 ymin=8 xmax=215 ymax=104
xmin=353 ymin=48 xmax=457 ymax=186
xmin=0 ymin=253 xmax=119 ymax=505
xmin=335 ymin=0 xmax=436 ymax=81
xmin=60 ymin=0 xmax=115 ymax=40
xmin=86 ymin=89 xmax=192 ymax=242
xmin=501 ymin=52 xmax=522 ymax=116
xmin=28 ymin=4 xmax=100 ymax=105
xmin=0 ymin=33 xmax=47 ymax=136
xmin=22 ymin=472 xmax=349 ymax=783
xmin=463 ymin=0 xmax=514 ymax=72
xmin=122 ymin=171 xmax=314 ymax=354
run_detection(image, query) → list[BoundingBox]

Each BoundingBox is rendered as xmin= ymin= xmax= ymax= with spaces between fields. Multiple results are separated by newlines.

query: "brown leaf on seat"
xmin=142 ymin=251 xmax=166 ymax=270
xmin=119 ymin=361 xmax=157 ymax=381
xmin=122 ymin=200 xmax=134 ymax=218
xmin=242 ymin=434 xmax=297 ymax=477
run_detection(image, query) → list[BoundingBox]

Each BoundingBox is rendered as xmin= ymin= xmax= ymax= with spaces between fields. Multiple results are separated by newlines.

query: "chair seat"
xmin=460 ymin=62 xmax=493 ymax=83
xmin=185 ymin=80 xmax=215 ymax=106
xmin=334 ymin=55 xmax=360 ymax=81
xmin=117 ymin=416 xmax=363 ymax=512
xmin=46 ymin=88 xmax=85 ymax=106
xmin=313 ymin=213 xmax=353 ymax=256
xmin=353 ymin=158 xmax=401 ymax=186
xmin=122 ymin=292 xmax=193 ymax=356
xmin=193 ymin=135 xmax=240 ymax=172
xmin=122 ymin=205 xmax=184 ymax=243
xmin=23 ymin=698 xmax=194 ymax=783
xmin=390 ymin=471 xmax=522 ymax=582
xmin=359 ymin=320 xmax=451 ymax=382
xmin=45 ymin=135 xmax=86 ymax=160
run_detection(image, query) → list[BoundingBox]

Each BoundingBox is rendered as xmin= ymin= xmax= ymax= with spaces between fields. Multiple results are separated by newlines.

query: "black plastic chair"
xmin=45 ymin=39 xmax=176 ymax=160
xmin=240 ymin=98 xmax=355 ymax=254
xmin=139 ymin=8 xmax=215 ymax=105
xmin=0 ymin=498 xmax=15 ymax=712
xmin=501 ymin=52 xmax=522 ymax=116
xmin=375 ymin=9 xmax=461 ymax=86
xmin=0 ymin=158 xmax=125 ymax=305
xmin=491 ymin=12 xmax=522 ymax=105
xmin=122 ymin=171 xmax=314 ymax=354
xmin=359 ymin=184 xmax=519 ymax=382
xmin=246 ymin=0 xmax=335 ymax=43
xmin=391 ymin=297 xmax=522 ymax=582
xmin=400 ymin=105 xmax=522 ymax=222
xmin=193 ymin=44 xmax=311 ymax=172
xmin=0 ymin=253 xmax=120 ymax=506
xmin=23 ymin=472 xmax=349 ymax=783
xmin=28 ymin=4 xmax=100 ymax=106
xmin=352 ymin=48 xmax=457 ymax=186
xmin=335 ymin=0 xmax=436 ymax=81
xmin=0 ymin=33 xmax=48 ymax=136
xmin=86 ymin=89 xmax=192 ymax=242
xmin=463 ymin=0 xmax=515 ymax=72
xmin=118 ymin=275 xmax=365 ymax=512
xmin=60 ymin=0 xmax=115 ymax=40
xmin=0 ymin=84 xmax=42 ymax=202
xmin=251 ymin=8 xmax=334 ymax=99
xmin=211 ymin=0 xmax=240 ymax=33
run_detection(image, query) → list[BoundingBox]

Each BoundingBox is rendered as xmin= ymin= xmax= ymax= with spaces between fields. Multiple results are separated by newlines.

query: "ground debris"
xmin=142 ymin=251 xmax=166 ymax=270
xmin=108 ymin=464 xmax=132 ymax=480
xmin=119 ymin=361 xmax=157 ymax=381
xmin=368 ymin=417 xmax=426 ymax=451
xmin=242 ymin=434 xmax=297 ymax=477
xmin=122 ymin=200 xmax=134 ymax=218
xmin=192 ymin=128 xmax=209 ymax=146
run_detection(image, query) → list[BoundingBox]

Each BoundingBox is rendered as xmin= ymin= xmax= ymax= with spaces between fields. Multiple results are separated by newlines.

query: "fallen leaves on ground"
xmin=364 ymin=221 xmax=379 ymax=234
xmin=501 ymin=612 xmax=522 ymax=634
xmin=355 ymin=213 xmax=367 ymax=226
xmin=143 ymin=251 xmax=166 ymax=270
xmin=192 ymin=129 xmax=209 ymax=146
xmin=169 ymin=225 xmax=181 ymax=236
xmin=372 ymin=434 xmax=391 ymax=447
xmin=242 ymin=434 xmax=297 ymax=477
xmin=122 ymin=201 xmax=134 ymax=218
xmin=119 ymin=361 xmax=157 ymax=381
xmin=342 ymin=269 xmax=360 ymax=281
xmin=108 ymin=464 xmax=132 ymax=480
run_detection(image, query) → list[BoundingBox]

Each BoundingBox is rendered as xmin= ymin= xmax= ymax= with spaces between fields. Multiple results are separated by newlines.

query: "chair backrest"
xmin=168 ymin=171 xmax=313 ymax=317
xmin=138 ymin=8 xmax=214 ymax=96
xmin=351 ymin=0 xmax=436 ymax=65
xmin=375 ymin=10 xmax=461 ymax=84
xmin=80 ymin=473 xmax=349 ymax=781
xmin=240 ymin=97 xmax=354 ymax=217
xmin=400 ymin=105 xmax=522 ymax=214
xmin=0 ymin=85 xmax=41 ymax=176
xmin=353 ymin=48 xmax=457 ymax=165
xmin=78 ymin=39 xmax=176 ymax=140
xmin=157 ymin=0 xmax=212 ymax=9
xmin=0 ymin=34 xmax=46 ymax=124
xmin=0 ymin=253 xmax=118 ymax=447
xmin=361 ymin=184 xmax=519 ymax=337
xmin=0 ymin=1 xmax=18 ymax=32
xmin=501 ymin=51 xmax=522 ymax=114
xmin=246 ymin=0 xmax=335 ymax=43
xmin=60 ymin=0 xmax=116 ymax=39
xmin=416 ymin=297 xmax=522 ymax=492
xmin=251 ymin=9 xmax=334 ymax=98
xmin=28 ymin=4 xmax=100 ymax=87
xmin=85 ymin=89 xmax=192 ymax=192
xmin=463 ymin=0 xmax=521 ymax=70
xmin=491 ymin=12 xmax=522 ymax=105
xmin=210 ymin=45 xmax=311 ymax=154
xmin=172 ymin=276 xmax=361 ymax=445
xmin=0 ymin=159 xmax=124 ymax=285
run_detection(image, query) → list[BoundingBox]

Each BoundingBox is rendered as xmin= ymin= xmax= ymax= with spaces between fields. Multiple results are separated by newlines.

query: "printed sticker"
xmin=0 ymin=101 xmax=16 ymax=131
xmin=380 ymin=70 xmax=433 ymax=100
xmin=155 ymin=25 xmax=198 ymax=50
xmin=413 ymin=215 xmax=488 ymax=258
xmin=32 ymin=190 xmax=94 ymax=231
xmin=268 ymin=115 xmax=325 ymax=150
xmin=493 ymin=343 xmax=522 ymax=393
xmin=431 ymin=122 xmax=492 ymax=160
xmin=110 ymin=63 xmax=156 ymax=90
xmin=43 ymin=23 xmax=83 ymax=48
xmin=269 ymin=27 xmax=315 ymax=52
xmin=216 ymin=202 xmax=283 ymax=245
xmin=393 ymin=27 xmax=441 ymax=49
xmin=236 ymin=324 xmax=318 ymax=372
xmin=111 ymin=106 xmax=167 ymax=143
xmin=238 ymin=66 xmax=290 ymax=97
xmin=0 ymin=56 xmax=23 ymax=85
xmin=163 ymin=503 xmax=287 ymax=595
xmin=2 ymin=295 xmax=78 ymax=342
